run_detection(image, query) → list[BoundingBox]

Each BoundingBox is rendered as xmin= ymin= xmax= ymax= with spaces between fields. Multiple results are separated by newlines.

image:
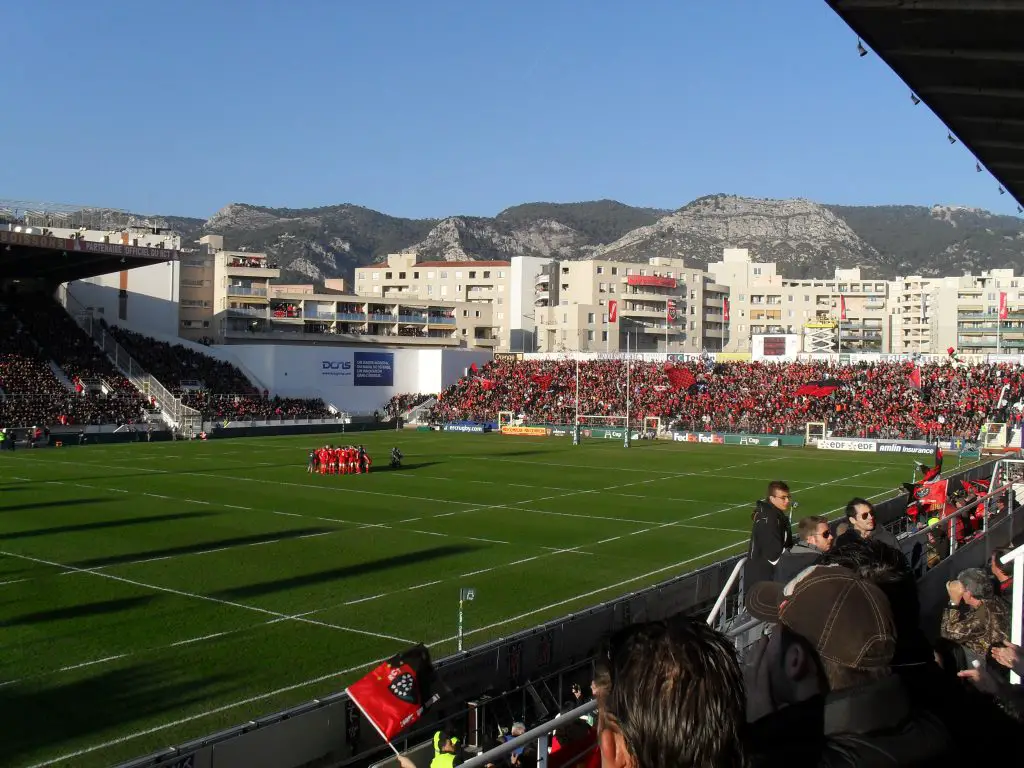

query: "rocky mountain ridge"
xmin=89 ymin=195 xmax=1024 ymax=284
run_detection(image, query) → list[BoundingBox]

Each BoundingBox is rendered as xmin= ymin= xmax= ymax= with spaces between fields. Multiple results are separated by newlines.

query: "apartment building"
xmin=892 ymin=269 xmax=1024 ymax=355
xmin=533 ymin=256 xmax=729 ymax=353
xmin=709 ymin=249 xmax=890 ymax=353
xmin=353 ymin=252 xmax=546 ymax=351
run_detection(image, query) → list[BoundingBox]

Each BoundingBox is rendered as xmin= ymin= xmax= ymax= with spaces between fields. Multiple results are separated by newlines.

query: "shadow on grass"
xmin=0 ymin=498 xmax=116 ymax=514
xmin=0 ymin=660 xmax=239 ymax=766
xmin=71 ymin=527 xmax=339 ymax=569
xmin=214 ymin=544 xmax=477 ymax=601
xmin=0 ymin=512 xmax=216 ymax=541
xmin=0 ymin=595 xmax=158 ymax=628
xmin=373 ymin=461 xmax=440 ymax=473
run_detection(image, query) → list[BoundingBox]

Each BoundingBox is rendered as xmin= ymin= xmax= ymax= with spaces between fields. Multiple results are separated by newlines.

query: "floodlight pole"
xmin=624 ymin=333 xmax=631 ymax=449
xmin=573 ymin=357 xmax=581 ymax=446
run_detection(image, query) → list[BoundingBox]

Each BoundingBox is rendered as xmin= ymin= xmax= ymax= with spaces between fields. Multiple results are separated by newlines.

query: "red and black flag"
xmin=531 ymin=373 xmax=554 ymax=390
xmin=908 ymin=366 xmax=922 ymax=390
xmin=794 ymin=379 xmax=842 ymax=398
xmin=664 ymin=365 xmax=696 ymax=391
xmin=345 ymin=644 xmax=441 ymax=744
xmin=903 ymin=478 xmax=949 ymax=508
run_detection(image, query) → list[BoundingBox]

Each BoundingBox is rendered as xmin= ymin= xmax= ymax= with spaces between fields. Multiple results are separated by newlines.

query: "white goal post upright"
xmin=805 ymin=422 xmax=827 ymax=446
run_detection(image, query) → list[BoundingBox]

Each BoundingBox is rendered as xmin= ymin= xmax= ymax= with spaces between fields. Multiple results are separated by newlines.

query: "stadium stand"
xmin=106 ymin=327 xmax=335 ymax=422
xmin=0 ymin=295 xmax=149 ymax=427
xmin=384 ymin=393 xmax=433 ymax=419
xmin=433 ymin=358 xmax=1019 ymax=440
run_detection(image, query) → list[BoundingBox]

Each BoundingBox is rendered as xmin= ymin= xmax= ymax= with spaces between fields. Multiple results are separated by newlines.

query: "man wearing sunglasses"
xmin=845 ymin=497 xmax=899 ymax=551
xmin=745 ymin=480 xmax=795 ymax=586
xmin=775 ymin=515 xmax=834 ymax=584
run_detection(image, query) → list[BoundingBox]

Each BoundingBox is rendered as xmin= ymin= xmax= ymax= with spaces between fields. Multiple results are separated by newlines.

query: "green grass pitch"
xmin=0 ymin=432 xmax=914 ymax=767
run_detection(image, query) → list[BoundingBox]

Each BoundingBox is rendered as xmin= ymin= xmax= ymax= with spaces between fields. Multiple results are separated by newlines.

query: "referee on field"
xmin=744 ymin=480 xmax=794 ymax=586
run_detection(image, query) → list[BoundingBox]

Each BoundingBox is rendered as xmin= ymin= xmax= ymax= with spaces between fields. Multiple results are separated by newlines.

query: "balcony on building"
xmin=227 ymin=302 xmax=269 ymax=319
xmin=227 ymin=283 xmax=269 ymax=300
xmin=625 ymin=274 xmax=678 ymax=297
xmin=270 ymin=301 xmax=303 ymax=321
xmin=535 ymin=273 xmax=551 ymax=288
xmin=225 ymin=254 xmax=280 ymax=279
xmin=534 ymin=289 xmax=551 ymax=307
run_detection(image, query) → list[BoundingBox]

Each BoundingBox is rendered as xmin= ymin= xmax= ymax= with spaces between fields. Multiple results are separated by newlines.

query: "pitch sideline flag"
xmin=345 ymin=644 xmax=441 ymax=745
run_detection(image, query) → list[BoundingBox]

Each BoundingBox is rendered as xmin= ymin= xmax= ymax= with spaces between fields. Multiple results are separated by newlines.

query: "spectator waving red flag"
xmin=665 ymin=366 xmax=696 ymax=391
xmin=911 ymin=479 xmax=948 ymax=507
xmin=908 ymin=366 xmax=922 ymax=390
xmin=345 ymin=644 xmax=441 ymax=744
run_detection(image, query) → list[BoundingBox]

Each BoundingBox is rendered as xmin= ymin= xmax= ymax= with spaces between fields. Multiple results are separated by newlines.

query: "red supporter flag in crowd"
xmin=531 ymin=374 xmax=554 ymax=390
xmin=794 ymin=379 xmax=841 ymax=398
xmin=911 ymin=479 xmax=948 ymax=507
xmin=608 ymin=300 xmax=618 ymax=323
xmin=665 ymin=366 xmax=696 ymax=391
xmin=908 ymin=366 xmax=922 ymax=390
xmin=345 ymin=644 xmax=441 ymax=744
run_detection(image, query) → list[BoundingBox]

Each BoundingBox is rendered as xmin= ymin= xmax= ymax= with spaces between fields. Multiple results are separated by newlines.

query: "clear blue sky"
xmin=1 ymin=1 xmax=1018 ymax=220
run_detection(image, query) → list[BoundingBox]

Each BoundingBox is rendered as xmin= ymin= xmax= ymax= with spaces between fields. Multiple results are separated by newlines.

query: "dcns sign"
xmin=321 ymin=361 xmax=352 ymax=373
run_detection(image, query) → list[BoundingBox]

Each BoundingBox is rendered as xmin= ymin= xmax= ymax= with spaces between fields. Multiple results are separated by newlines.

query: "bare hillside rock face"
xmin=101 ymin=195 xmax=1024 ymax=285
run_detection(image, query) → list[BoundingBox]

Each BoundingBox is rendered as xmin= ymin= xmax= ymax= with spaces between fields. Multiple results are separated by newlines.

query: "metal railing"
xmin=59 ymin=288 xmax=200 ymax=432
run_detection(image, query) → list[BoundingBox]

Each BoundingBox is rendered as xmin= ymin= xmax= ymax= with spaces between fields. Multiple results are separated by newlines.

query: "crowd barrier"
xmin=116 ymin=555 xmax=744 ymax=768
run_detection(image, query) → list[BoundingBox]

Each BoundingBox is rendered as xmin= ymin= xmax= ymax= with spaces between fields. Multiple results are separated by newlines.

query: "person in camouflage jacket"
xmin=940 ymin=567 xmax=1011 ymax=664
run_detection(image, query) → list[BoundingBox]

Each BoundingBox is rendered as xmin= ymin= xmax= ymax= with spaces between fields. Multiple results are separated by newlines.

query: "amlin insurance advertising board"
xmin=320 ymin=351 xmax=395 ymax=387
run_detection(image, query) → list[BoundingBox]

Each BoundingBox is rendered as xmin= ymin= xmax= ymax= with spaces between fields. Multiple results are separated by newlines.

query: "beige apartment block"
xmin=709 ymin=249 xmax=890 ymax=353
xmin=533 ymin=257 xmax=728 ymax=353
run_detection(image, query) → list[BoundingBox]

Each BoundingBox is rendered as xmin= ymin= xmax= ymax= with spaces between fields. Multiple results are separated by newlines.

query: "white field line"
xmin=21 ymin=652 xmax=398 ymax=768
xmin=0 ymin=549 xmax=415 ymax=645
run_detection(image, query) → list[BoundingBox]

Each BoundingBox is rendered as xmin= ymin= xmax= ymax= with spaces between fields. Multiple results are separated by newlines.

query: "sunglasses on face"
xmin=859 ymin=512 xmax=874 ymax=520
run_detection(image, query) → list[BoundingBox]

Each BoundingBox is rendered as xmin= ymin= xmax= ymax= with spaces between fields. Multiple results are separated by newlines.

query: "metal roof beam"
xmin=888 ymin=48 xmax=1024 ymax=63
xmin=971 ymin=139 xmax=1024 ymax=151
xmin=957 ymin=116 xmax=1024 ymax=128
xmin=835 ymin=0 xmax=1024 ymax=10
xmin=918 ymin=85 xmax=1024 ymax=99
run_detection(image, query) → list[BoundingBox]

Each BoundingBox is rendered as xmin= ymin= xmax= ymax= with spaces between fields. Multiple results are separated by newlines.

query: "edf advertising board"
xmin=320 ymin=351 xmax=394 ymax=387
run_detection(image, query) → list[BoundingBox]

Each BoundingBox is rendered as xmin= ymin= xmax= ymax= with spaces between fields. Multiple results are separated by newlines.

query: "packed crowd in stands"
xmin=182 ymin=392 xmax=333 ymax=422
xmin=432 ymin=358 xmax=1018 ymax=439
xmin=107 ymin=326 xmax=258 ymax=395
xmin=0 ymin=296 xmax=148 ymax=427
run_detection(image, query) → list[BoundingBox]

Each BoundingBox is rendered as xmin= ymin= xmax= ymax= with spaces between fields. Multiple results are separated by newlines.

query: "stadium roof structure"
xmin=826 ymin=0 xmax=1024 ymax=208
xmin=0 ymin=228 xmax=179 ymax=282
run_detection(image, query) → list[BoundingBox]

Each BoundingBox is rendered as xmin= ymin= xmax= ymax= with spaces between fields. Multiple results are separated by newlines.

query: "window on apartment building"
xmin=455 ymin=271 xmax=463 ymax=279
xmin=561 ymin=330 xmax=567 ymax=341
xmin=441 ymin=286 xmax=448 ymax=296
xmin=475 ymin=310 xmax=481 ymax=317
xmin=753 ymin=267 xmax=761 ymax=275
xmin=639 ymin=269 xmax=646 ymax=276
xmin=497 ymin=312 xmax=504 ymax=320
xmin=469 ymin=271 xmax=476 ymax=279
xmin=456 ymin=284 xmax=462 ymax=292
xmin=690 ymin=291 xmax=696 ymax=300
xmin=483 ymin=271 xmax=491 ymax=278
xmin=597 ymin=266 xmax=604 ymax=274
xmin=609 ymin=284 xmax=616 ymax=293
xmin=989 ymin=293 xmax=996 ymax=301
xmin=689 ymin=306 xmax=695 ymax=315
xmin=788 ymin=310 xmax=794 ymax=317
xmin=462 ymin=310 xmax=469 ymax=317
xmin=498 ymin=271 xmax=505 ymax=278
xmin=587 ymin=330 xmax=595 ymax=341
xmin=462 ymin=328 xmax=467 ymax=335
xmin=413 ymin=272 xmax=419 ymax=279
xmin=562 ymin=267 xmax=569 ymax=274
xmin=625 ymin=268 xmax=633 ymax=276
xmin=738 ymin=294 xmax=745 ymax=301
xmin=787 ymin=295 xmax=793 ymax=302
xmin=611 ymin=267 xmax=618 ymax=276
xmin=602 ymin=313 xmax=609 ymax=323
xmin=587 ymin=312 xmax=595 ymax=324
xmin=496 ymin=298 xmax=503 ymax=305
xmin=372 ymin=272 xmax=379 ymax=280
xmin=689 ymin=321 xmax=696 ymax=330
xmin=601 ymin=330 xmax=608 ymax=341
xmin=397 ymin=272 xmax=405 ymax=279
xmin=804 ymin=295 xmax=810 ymax=302
xmin=599 ymin=282 xmax=607 ymax=293
xmin=561 ymin=300 xmax=569 ymax=305
xmin=427 ymin=286 xmax=433 ymax=296
xmin=386 ymin=272 xmax=393 ymax=279
xmin=563 ymin=313 xmax=568 ymax=323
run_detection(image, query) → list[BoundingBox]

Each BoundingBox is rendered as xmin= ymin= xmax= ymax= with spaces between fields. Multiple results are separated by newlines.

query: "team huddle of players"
xmin=308 ymin=444 xmax=372 ymax=475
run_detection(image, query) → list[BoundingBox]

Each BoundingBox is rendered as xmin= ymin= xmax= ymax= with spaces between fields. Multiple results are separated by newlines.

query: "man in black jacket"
xmin=744 ymin=480 xmax=795 ymax=586
xmin=775 ymin=516 xmax=833 ymax=584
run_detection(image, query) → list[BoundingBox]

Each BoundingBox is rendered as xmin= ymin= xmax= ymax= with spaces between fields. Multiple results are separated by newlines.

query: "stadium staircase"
xmin=404 ymin=397 xmax=436 ymax=424
xmin=45 ymin=360 xmax=77 ymax=392
xmin=59 ymin=289 xmax=201 ymax=436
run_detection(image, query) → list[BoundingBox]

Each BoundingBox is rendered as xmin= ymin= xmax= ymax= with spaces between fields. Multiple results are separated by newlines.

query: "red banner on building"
xmin=608 ymin=300 xmax=618 ymax=323
xmin=626 ymin=275 xmax=676 ymax=289
xmin=999 ymin=291 xmax=1008 ymax=320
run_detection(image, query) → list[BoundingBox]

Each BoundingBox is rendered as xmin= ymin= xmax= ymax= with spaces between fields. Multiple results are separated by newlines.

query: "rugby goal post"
xmin=805 ymin=422 xmax=827 ymax=446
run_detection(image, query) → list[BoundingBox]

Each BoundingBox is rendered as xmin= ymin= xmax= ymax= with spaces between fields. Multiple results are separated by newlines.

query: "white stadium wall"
xmin=226 ymin=345 xmax=492 ymax=413
xmin=65 ymin=262 xmax=180 ymax=338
